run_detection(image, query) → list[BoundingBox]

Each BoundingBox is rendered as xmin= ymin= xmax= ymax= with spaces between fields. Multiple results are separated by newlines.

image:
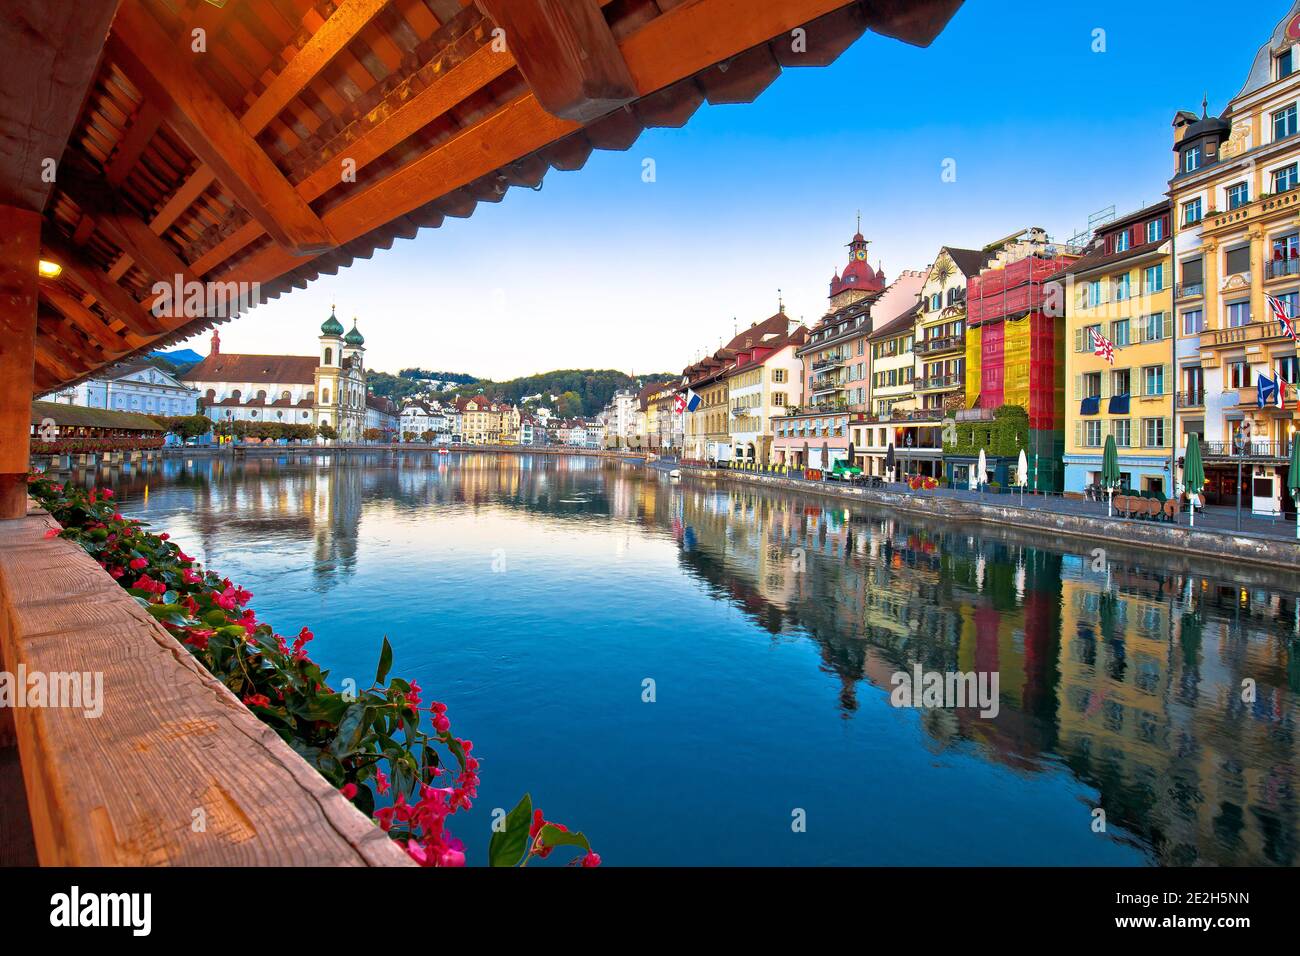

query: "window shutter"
xmin=1162 ymin=363 xmax=1171 ymax=395
xmin=1102 ymin=373 xmax=1110 ymax=399
xmin=1074 ymin=328 xmax=1083 ymax=352
xmin=1074 ymin=374 xmax=1082 ymax=400
xmin=1163 ymin=312 xmax=1173 ymax=340
xmin=1162 ymin=416 xmax=1171 ymax=447
xmin=1074 ymin=421 xmax=1082 ymax=447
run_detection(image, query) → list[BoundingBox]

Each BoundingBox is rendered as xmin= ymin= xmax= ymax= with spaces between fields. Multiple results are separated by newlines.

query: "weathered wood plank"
xmin=0 ymin=508 xmax=414 ymax=866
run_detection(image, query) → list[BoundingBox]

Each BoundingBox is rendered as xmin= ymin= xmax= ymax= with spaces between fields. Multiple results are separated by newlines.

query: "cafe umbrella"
xmin=885 ymin=443 xmax=895 ymax=482
xmin=1184 ymin=432 xmax=1205 ymax=528
xmin=1017 ymin=448 xmax=1029 ymax=503
xmin=976 ymin=447 xmax=987 ymax=492
xmin=1102 ymin=434 xmax=1120 ymax=518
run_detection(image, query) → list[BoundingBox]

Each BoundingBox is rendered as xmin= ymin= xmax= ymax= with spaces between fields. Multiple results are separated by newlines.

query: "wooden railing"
xmin=0 ymin=501 xmax=413 ymax=866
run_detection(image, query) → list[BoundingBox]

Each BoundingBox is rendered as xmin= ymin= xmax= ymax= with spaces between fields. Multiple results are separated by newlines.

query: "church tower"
xmin=828 ymin=218 xmax=886 ymax=313
xmin=314 ymin=306 xmax=344 ymax=433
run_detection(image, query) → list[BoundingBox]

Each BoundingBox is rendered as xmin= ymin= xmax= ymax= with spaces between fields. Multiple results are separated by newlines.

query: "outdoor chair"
xmin=1163 ymin=497 xmax=1181 ymax=523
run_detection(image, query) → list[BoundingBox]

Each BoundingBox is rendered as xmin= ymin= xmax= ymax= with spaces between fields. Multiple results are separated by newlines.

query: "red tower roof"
xmin=829 ymin=230 xmax=885 ymax=297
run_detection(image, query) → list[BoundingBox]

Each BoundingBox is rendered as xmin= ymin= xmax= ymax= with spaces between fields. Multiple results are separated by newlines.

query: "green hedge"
xmin=943 ymin=404 xmax=1028 ymax=457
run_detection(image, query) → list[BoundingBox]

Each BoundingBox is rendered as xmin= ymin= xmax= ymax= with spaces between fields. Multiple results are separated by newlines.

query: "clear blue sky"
xmin=184 ymin=0 xmax=1284 ymax=380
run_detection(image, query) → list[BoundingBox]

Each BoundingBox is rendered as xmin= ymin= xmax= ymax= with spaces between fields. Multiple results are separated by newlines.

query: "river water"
xmin=77 ymin=451 xmax=1300 ymax=866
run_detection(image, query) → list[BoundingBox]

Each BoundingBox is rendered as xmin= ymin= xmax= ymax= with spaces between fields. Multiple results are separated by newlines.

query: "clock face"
xmin=854 ymin=249 xmax=868 ymax=261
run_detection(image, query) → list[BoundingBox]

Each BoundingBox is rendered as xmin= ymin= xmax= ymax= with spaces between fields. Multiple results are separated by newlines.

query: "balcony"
xmin=1203 ymin=189 xmax=1300 ymax=236
xmin=1175 ymin=281 xmax=1203 ymax=300
xmin=1202 ymin=439 xmax=1294 ymax=461
xmin=1205 ymin=320 xmax=1291 ymax=349
xmin=1266 ymin=257 xmax=1300 ymax=280
xmin=915 ymin=373 xmax=963 ymax=393
xmin=1174 ymin=390 xmax=1205 ymax=409
xmin=915 ymin=334 xmax=965 ymax=356
xmin=811 ymin=355 xmax=846 ymax=371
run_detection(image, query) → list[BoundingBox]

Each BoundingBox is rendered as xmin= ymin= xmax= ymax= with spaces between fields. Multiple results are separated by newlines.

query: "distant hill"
xmin=152 ymin=348 xmax=204 ymax=366
xmin=448 ymin=369 xmax=677 ymax=417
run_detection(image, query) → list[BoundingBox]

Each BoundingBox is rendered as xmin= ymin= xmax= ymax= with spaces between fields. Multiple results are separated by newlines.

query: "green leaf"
xmin=330 ymin=702 xmax=366 ymax=758
xmin=488 ymin=793 xmax=533 ymax=867
xmin=538 ymin=823 xmax=591 ymax=854
xmin=375 ymin=636 xmax=393 ymax=685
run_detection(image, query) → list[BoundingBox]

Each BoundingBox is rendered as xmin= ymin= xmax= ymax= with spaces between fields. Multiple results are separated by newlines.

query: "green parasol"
xmin=1101 ymin=434 xmax=1120 ymax=517
xmin=1184 ymin=433 xmax=1205 ymax=528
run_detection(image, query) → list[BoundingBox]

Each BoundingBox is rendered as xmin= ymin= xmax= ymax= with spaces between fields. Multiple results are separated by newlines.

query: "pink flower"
xmin=44 ymin=528 xmax=59 ymax=539
xmin=375 ymin=769 xmax=390 ymax=795
xmin=340 ymin=783 xmax=358 ymax=800
xmin=102 ymin=489 xmax=113 ymax=499
xmin=582 ymin=851 xmax=601 ymax=868
xmin=182 ymin=569 xmax=202 ymax=584
xmin=129 ymin=557 xmax=148 ymax=570
xmin=433 ymin=713 xmax=450 ymax=733
xmin=243 ymin=693 xmax=270 ymax=708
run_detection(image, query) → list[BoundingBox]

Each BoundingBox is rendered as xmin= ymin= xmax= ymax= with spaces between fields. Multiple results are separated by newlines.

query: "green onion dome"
xmin=344 ymin=321 xmax=365 ymax=346
xmin=321 ymin=309 xmax=344 ymax=336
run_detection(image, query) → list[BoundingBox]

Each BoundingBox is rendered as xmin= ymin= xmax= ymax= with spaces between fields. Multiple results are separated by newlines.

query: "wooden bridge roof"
xmin=6 ymin=0 xmax=963 ymax=396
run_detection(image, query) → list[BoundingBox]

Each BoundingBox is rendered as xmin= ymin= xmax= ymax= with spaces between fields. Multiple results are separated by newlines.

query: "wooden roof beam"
xmin=43 ymin=233 xmax=167 ymax=337
xmin=39 ymin=283 xmax=139 ymax=358
xmin=476 ymin=0 xmax=637 ymax=123
xmin=108 ymin=0 xmax=336 ymax=256
xmin=0 ymin=1 xmax=121 ymax=211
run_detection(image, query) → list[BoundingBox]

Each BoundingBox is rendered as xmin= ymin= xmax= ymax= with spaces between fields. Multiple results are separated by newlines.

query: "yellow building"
xmin=1063 ymin=202 xmax=1175 ymax=496
xmin=1169 ymin=4 xmax=1300 ymax=513
xmin=681 ymin=352 xmax=733 ymax=463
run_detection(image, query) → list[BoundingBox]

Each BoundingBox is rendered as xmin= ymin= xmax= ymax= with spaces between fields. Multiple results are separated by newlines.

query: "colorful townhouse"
xmin=1063 ymin=202 xmax=1174 ymax=496
xmin=724 ymin=313 xmax=806 ymax=466
xmin=862 ymin=302 xmax=941 ymax=478
xmin=772 ymin=228 xmax=925 ymax=472
xmin=913 ymin=247 xmax=990 ymax=417
xmin=1168 ymin=4 xmax=1300 ymax=515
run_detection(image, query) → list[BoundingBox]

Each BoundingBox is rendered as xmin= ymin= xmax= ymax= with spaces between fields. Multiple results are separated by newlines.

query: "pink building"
xmin=772 ymin=228 xmax=925 ymax=470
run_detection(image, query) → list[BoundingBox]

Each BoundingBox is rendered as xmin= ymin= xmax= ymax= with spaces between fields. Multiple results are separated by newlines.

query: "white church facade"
xmin=184 ymin=309 xmax=369 ymax=441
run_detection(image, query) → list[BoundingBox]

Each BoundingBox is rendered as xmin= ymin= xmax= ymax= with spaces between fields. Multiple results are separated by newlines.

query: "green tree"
xmin=317 ymin=423 xmax=338 ymax=442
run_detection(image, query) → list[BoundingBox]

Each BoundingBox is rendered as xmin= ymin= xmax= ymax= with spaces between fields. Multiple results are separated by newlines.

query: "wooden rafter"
xmin=39 ymin=283 xmax=139 ymax=358
xmin=108 ymin=0 xmax=335 ymax=255
xmin=0 ymin=1 xmax=121 ymax=211
xmin=42 ymin=233 xmax=166 ymax=337
xmin=476 ymin=0 xmax=636 ymax=123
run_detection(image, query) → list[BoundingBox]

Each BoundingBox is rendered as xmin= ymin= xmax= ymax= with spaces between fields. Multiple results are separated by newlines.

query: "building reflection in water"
xmin=73 ymin=451 xmax=1298 ymax=865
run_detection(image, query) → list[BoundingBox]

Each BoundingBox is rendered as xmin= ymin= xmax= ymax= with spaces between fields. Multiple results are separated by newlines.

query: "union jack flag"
xmin=1090 ymin=327 xmax=1115 ymax=365
xmin=1266 ymin=292 xmax=1297 ymax=341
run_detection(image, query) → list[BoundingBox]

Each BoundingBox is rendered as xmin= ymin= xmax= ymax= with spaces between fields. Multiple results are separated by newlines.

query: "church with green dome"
xmin=183 ymin=307 xmax=375 ymax=442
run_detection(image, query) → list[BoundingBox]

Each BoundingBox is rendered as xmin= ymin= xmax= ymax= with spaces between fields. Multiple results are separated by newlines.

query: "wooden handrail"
xmin=0 ymin=501 xmax=412 ymax=866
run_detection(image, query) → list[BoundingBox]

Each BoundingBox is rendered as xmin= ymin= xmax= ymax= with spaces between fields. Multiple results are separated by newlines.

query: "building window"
xmin=1279 ymin=356 xmax=1300 ymax=384
xmin=1274 ymin=103 xmax=1298 ymax=141
xmin=772 ymin=368 xmax=786 ymax=383
xmin=1280 ymin=48 xmax=1295 ymax=80
xmin=1183 ymin=146 xmax=1201 ymax=172
xmin=1113 ymin=273 xmax=1131 ymax=300
xmin=1112 ymin=368 xmax=1131 ymax=396
xmin=1227 ymin=181 xmax=1250 ymax=209
xmin=1226 ymin=300 xmax=1251 ymax=327
xmin=1143 ymin=418 xmax=1166 ymax=448
xmin=1086 ymin=281 xmax=1103 ymax=307
xmin=1084 ymin=420 xmax=1102 ymax=447
xmin=1114 ymin=232 xmax=1130 ymax=253
xmin=1082 ymin=372 xmax=1102 ymax=398
xmin=1228 ymin=360 xmax=1251 ymax=388
xmin=773 ymin=392 xmax=786 ymax=407
xmin=1142 ymin=365 xmax=1165 ymax=396
xmin=1143 ymin=264 xmax=1165 ymax=292
xmin=1182 ymin=198 xmax=1202 ymax=225
xmin=1225 ymin=245 xmax=1251 ymax=276
xmin=1113 ymin=419 xmax=1132 ymax=447
xmin=1145 ymin=219 xmax=1164 ymax=242
xmin=1111 ymin=318 xmax=1130 ymax=346
xmin=1274 ymin=163 xmax=1300 ymax=193
xmin=1143 ymin=313 xmax=1167 ymax=341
